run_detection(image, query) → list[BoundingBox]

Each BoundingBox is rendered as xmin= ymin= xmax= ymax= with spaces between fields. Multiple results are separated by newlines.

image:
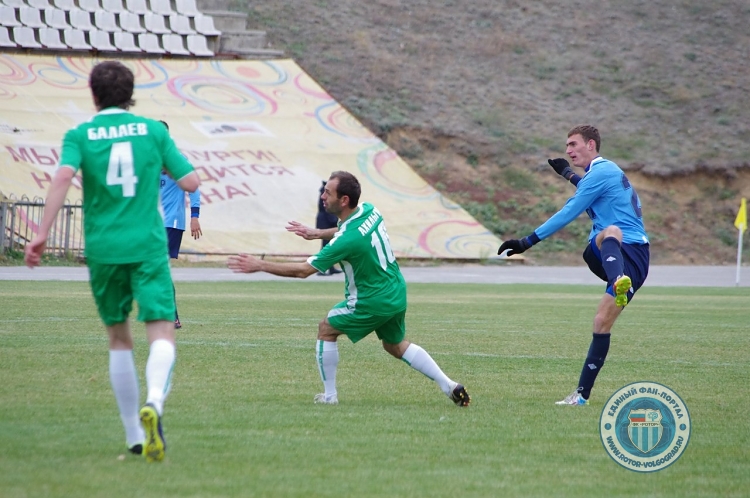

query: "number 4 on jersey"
xmin=106 ymin=142 xmax=138 ymax=197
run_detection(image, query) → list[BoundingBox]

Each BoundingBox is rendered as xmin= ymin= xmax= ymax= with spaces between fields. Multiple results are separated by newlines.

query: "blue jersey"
xmin=160 ymin=172 xmax=200 ymax=230
xmin=534 ymin=157 xmax=649 ymax=245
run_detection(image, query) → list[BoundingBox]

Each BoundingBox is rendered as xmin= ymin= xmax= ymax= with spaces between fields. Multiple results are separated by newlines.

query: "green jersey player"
xmin=25 ymin=61 xmax=200 ymax=462
xmin=228 ymin=171 xmax=470 ymax=407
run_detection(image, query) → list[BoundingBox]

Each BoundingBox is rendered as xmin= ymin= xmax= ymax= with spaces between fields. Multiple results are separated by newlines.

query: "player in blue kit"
xmin=159 ymin=121 xmax=201 ymax=329
xmin=498 ymin=125 xmax=650 ymax=406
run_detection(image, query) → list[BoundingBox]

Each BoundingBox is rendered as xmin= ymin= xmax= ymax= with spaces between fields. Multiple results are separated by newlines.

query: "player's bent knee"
xmin=382 ymin=340 xmax=409 ymax=359
xmin=317 ymin=319 xmax=339 ymax=341
xmin=601 ymin=225 xmax=623 ymax=240
xmin=381 ymin=341 xmax=397 ymax=358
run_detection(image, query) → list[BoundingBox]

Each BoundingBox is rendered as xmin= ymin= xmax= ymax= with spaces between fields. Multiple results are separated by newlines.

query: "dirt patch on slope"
xmin=386 ymin=127 xmax=750 ymax=266
xmin=245 ymin=0 xmax=750 ymax=265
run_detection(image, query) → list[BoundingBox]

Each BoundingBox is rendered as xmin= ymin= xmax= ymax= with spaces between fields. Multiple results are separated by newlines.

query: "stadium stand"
xmin=77 ymin=0 xmax=99 ymax=13
xmin=44 ymin=8 xmax=69 ymax=30
xmin=143 ymin=12 xmax=169 ymax=34
xmin=175 ymin=0 xmax=199 ymax=17
xmin=148 ymin=0 xmax=172 ymax=16
xmin=186 ymin=33 xmax=211 ymax=56
xmin=12 ymin=26 xmax=41 ymax=47
xmin=69 ymin=8 xmax=94 ymax=31
xmin=0 ymin=0 xmax=283 ymax=58
xmin=63 ymin=27 xmax=91 ymax=49
xmin=19 ymin=6 xmax=45 ymax=28
xmin=0 ymin=26 xmax=16 ymax=46
xmin=39 ymin=26 xmax=65 ymax=48
xmin=94 ymin=11 xmax=119 ymax=32
xmin=117 ymin=11 xmax=145 ymax=33
xmin=88 ymin=28 xmax=116 ymax=50
xmin=101 ymin=0 xmax=125 ymax=14
xmin=124 ymin=0 xmax=148 ymax=15
xmin=0 ymin=5 xmax=22 ymax=27
xmin=193 ymin=13 xmax=219 ymax=36
xmin=113 ymin=30 xmax=139 ymax=51
xmin=162 ymin=32 xmax=188 ymax=55
xmin=167 ymin=13 xmax=194 ymax=35
xmin=136 ymin=32 xmax=163 ymax=53
xmin=52 ymin=0 xmax=74 ymax=10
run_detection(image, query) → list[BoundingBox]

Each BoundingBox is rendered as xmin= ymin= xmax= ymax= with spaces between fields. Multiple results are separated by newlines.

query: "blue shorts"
xmin=583 ymin=240 xmax=649 ymax=303
xmin=166 ymin=227 xmax=183 ymax=259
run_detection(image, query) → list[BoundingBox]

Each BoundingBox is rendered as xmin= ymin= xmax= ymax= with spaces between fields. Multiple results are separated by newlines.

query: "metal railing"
xmin=0 ymin=194 xmax=84 ymax=258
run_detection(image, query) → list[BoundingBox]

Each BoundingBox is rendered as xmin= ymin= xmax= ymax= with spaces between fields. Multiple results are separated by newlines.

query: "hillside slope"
xmin=244 ymin=0 xmax=750 ymax=265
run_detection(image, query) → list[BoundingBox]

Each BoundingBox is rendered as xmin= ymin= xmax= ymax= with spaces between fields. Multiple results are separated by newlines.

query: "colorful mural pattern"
xmin=0 ymin=55 xmax=500 ymax=259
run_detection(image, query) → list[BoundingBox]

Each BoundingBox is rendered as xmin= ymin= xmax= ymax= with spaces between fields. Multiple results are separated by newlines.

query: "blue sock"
xmin=577 ymin=333 xmax=611 ymax=400
xmin=600 ymin=237 xmax=625 ymax=287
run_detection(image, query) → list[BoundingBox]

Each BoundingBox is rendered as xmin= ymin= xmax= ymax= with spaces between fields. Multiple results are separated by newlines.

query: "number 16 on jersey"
xmin=371 ymin=223 xmax=395 ymax=271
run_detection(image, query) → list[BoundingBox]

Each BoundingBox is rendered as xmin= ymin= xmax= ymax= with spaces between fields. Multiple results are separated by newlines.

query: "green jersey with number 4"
xmin=307 ymin=202 xmax=407 ymax=315
xmin=59 ymin=108 xmax=194 ymax=264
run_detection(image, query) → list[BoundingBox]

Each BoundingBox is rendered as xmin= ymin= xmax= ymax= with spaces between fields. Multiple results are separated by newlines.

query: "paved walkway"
xmin=0 ymin=265 xmax=745 ymax=287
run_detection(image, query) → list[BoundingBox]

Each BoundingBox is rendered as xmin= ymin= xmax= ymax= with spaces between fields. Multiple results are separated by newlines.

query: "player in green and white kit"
xmin=228 ymin=171 xmax=470 ymax=406
xmin=25 ymin=61 xmax=200 ymax=462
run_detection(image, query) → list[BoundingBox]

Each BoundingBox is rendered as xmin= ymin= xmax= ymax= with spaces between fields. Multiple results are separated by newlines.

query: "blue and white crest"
xmin=628 ymin=409 xmax=663 ymax=453
xmin=600 ymin=381 xmax=691 ymax=473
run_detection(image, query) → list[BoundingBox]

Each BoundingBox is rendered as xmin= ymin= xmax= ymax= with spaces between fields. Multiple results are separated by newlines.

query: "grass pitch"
xmin=0 ymin=281 xmax=747 ymax=497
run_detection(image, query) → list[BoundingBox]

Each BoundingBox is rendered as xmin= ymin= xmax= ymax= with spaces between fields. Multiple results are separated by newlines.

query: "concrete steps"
xmin=218 ymin=30 xmax=284 ymax=57
xmin=196 ymin=0 xmax=282 ymax=58
xmin=200 ymin=10 xmax=250 ymax=32
xmin=195 ymin=0 xmax=236 ymax=11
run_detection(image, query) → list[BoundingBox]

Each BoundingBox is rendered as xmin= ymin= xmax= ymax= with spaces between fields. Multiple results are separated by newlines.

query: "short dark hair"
xmin=329 ymin=171 xmax=361 ymax=208
xmin=567 ymin=124 xmax=600 ymax=152
xmin=89 ymin=61 xmax=135 ymax=110
xmin=159 ymin=120 xmax=169 ymax=130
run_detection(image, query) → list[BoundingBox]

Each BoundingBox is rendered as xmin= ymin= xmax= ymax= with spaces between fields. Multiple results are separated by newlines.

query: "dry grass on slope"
xmin=244 ymin=0 xmax=750 ymax=264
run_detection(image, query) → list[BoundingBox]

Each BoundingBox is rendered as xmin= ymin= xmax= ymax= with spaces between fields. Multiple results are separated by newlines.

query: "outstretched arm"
xmin=497 ymin=236 xmax=534 ymax=257
xmin=285 ymin=221 xmax=337 ymax=241
xmin=25 ymin=167 xmax=75 ymax=268
xmin=227 ymin=254 xmax=319 ymax=278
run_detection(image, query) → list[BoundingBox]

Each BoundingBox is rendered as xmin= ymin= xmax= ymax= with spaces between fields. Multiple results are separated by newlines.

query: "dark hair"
xmin=89 ymin=61 xmax=135 ymax=110
xmin=567 ymin=124 xmax=600 ymax=152
xmin=159 ymin=120 xmax=169 ymax=130
xmin=329 ymin=171 xmax=361 ymax=208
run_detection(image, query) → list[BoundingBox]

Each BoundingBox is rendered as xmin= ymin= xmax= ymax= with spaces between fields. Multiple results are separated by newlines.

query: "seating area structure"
xmin=0 ymin=0 xmax=226 ymax=56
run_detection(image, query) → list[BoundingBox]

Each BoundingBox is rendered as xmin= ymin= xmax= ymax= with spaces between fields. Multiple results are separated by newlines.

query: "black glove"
xmin=548 ymin=158 xmax=573 ymax=180
xmin=497 ymin=237 xmax=532 ymax=256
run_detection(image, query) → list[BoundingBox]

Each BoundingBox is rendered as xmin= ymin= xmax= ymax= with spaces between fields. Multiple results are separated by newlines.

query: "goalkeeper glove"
xmin=548 ymin=158 xmax=574 ymax=181
xmin=497 ymin=237 xmax=532 ymax=256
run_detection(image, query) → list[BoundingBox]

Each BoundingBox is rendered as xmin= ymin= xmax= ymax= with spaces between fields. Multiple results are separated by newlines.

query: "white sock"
xmin=145 ymin=339 xmax=176 ymax=416
xmin=316 ymin=340 xmax=338 ymax=398
xmin=401 ymin=343 xmax=454 ymax=395
xmin=109 ymin=350 xmax=145 ymax=447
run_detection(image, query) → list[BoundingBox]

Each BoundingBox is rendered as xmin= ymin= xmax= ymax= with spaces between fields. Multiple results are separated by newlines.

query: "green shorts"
xmin=326 ymin=301 xmax=406 ymax=344
xmin=88 ymin=255 xmax=175 ymax=326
